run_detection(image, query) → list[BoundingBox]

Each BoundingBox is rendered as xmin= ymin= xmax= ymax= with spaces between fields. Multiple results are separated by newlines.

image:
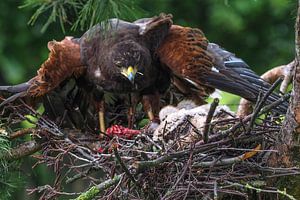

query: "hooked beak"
xmin=122 ymin=66 xmax=136 ymax=84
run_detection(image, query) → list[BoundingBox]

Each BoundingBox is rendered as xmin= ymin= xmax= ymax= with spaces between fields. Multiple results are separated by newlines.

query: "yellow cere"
xmin=128 ymin=66 xmax=134 ymax=74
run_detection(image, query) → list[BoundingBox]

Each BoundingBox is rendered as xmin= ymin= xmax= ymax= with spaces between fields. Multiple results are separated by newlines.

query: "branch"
xmin=193 ymin=144 xmax=261 ymax=168
xmin=225 ymin=181 xmax=297 ymax=200
xmin=8 ymin=128 xmax=34 ymax=140
xmin=113 ymin=147 xmax=137 ymax=186
xmin=269 ymin=0 xmax=300 ymax=167
xmin=280 ymin=0 xmax=300 ymax=141
xmin=237 ymin=61 xmax=294 ymax=117
xmin=0 ymin=140 xmax=41 ymax=161
xmin=246 ymin=77 xmax=282 ymax=134
xmin=74 ymin=173 xmax=124 ymax=200
xmin=203 ymin=98 xmax=219 ymax=143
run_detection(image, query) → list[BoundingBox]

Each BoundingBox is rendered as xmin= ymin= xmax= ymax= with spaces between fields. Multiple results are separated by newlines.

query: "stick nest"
xmin=0 ymin=90 xmax=298 ymax=200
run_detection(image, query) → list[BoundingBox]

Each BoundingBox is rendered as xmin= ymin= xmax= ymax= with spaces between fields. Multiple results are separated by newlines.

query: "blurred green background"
xmin=0 ymin=0 xmax=297 ymax=199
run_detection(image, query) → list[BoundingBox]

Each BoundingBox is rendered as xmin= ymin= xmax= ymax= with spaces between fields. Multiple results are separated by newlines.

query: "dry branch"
xmin=203 ymin=98 xmax=219 ymax=143
xmin=74 ymin=173 xmax=124 ymax=200
xmin=0 ymin=140 xmax=41 ymax=161
xmin=237 ymin=61 xmax=294 ymax=117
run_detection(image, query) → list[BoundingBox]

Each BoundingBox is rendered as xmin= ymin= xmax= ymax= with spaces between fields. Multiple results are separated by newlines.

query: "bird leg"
xmin=128 ymin=106 xmax=135 ymax=129
xmin=93 ymin=86 xmax=106 ymax=135
xmin=142 ymin=92 xmax=160 ymax=123
xmin=98 ymin=100 xmax=106 ymax=134
xmin=127 ymin=93 xmax=141 ymax=129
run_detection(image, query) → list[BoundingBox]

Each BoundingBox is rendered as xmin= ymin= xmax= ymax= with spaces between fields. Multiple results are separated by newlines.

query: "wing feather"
xmin=0 ymin=37 xmax=85 ymax=106
xmin=158 ymin=25 xmax=288 ymax=113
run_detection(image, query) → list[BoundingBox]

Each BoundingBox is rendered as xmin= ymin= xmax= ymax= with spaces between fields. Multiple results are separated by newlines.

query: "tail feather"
xmin=206 ymin=43 xmax=289 ymax=114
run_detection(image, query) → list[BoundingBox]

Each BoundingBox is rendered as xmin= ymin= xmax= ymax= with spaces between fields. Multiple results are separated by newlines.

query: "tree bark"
xmin=269 ymin=1 xmax=300 ymax=167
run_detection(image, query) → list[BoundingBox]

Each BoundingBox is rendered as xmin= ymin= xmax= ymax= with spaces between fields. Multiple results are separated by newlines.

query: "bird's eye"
xmin=115 ymin=63 xmax=123 ymax=68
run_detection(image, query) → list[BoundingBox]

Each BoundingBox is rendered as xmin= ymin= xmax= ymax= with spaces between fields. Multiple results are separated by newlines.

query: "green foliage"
xmin=21 ymin=103 xmax=45 ymax=128
xmin=207 ymin=91 xmax=241 ymax=111
xmin=73 ymin=0 xmax=142 ymax=31
xmin=0 ymin=135 xmax=22 ymax=200
xmin=21 ymin=0 xmax=81 ymax=33
xmin=21 ymin=0 xmax=142 ymax=32
xmin=138 ymin=118 xmax=149 ymax=129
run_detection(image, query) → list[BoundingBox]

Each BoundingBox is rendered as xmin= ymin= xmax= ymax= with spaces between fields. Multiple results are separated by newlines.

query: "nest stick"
xmin=0 ymin=140 xmax=41 ymax=161
xmin=238 ymin=61 xmax=294 ymax=117
xmin=192 ymin=150 xmax=256 ymax=168
xmin=113 ymin=146 xmax=137 ymax=186
xmin=74 ymin=173 xmax=124 ymax=200
xmin=210 ymin=94 xmax=286 ymax=142
xmin=8 ymin=128 xmax=34 ymax=140
xmin=259 ymin=94 xmax=290 ymax=114
xmin=203 ymin=98 xmax=219 ymax=143
xmin=133 ymin=146 xmax=208 ymax=172
xmin=225 ymin=181 xmax=297 ymax=200
xmin=246 ymin=77 xmax=283 ymax=134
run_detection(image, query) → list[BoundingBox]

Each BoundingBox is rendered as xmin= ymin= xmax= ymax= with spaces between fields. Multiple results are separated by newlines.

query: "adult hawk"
xmin=0 ymin=14 xmax=287 ymax=132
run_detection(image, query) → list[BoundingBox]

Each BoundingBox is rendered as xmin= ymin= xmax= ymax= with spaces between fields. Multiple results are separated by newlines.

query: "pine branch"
xmin=21 ymin=0 xmax=82 ymax=33
xmin=21 ymin=0 xmax=142 ymax=33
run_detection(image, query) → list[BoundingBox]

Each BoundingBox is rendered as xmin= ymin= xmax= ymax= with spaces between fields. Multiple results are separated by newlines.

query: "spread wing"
xmin=158 ymin=25 xmax=288 ymax=113
xmin=0 ymin=37 xmax=85 ymax=106
xmin=0 ymin=14 xmax=173 ymax=106
xmin=157 ymin=25 xmax=215 ymax=104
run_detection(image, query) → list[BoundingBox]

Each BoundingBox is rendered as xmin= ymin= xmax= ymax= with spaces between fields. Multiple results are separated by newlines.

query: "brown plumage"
xmin=0 ymin=14 xmax=173 ymax=131
xmin=157 ymin=25 xmax=214 ymax=105
xmin=0 ymin=14 xmax=288 ymax=124
xmin=0 ymin=14 xmax=172 ymax=107
xmin=29 ymin=37 xmax=85 ymax=97
xmin=0 ymin=37 xmax=85 ymax=105
xmin=157 ymin=25 xmax=288 ymax=113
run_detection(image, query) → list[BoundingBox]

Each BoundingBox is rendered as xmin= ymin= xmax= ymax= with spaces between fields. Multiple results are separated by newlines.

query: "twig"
xmin=8 ymin=128 xmax=35 ymax=140
xmin=133 ymin=147 xmax=207 ymax=172
xmin=203 ymin=98 xmax=219 ymax=143
xmin=193 ymin=145 xmax=261 ymax=168
xmin=0 ymin=140 xmax=41 ymax=161
xmin=224 ymin=181 xmax=297 ymax=200
xmin=259 ymin=93 xmax=290 ymax=114
xmin=113 ymin=146 xmax=137 ymax=186
xmin=74 ymin=173 xmax=124 ymax=200
xmin=217 ymin=147 xmax=277 ymax=152
xmin=246 ymin=77 xmax=283 ymax=134
xmin=65 ymin=167 xmax=100 ymax=184
xmin=140 ymin=133 xmax=163 ymax=150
